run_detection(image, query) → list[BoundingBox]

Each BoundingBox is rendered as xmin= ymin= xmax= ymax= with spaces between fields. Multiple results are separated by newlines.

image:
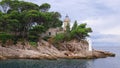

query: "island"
xmin=0 ymin=0 xmax=115 ymax=60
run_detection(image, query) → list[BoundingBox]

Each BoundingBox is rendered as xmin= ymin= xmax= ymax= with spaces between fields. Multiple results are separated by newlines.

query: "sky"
xmin=1 ymin=0 xmax=120 ymax=46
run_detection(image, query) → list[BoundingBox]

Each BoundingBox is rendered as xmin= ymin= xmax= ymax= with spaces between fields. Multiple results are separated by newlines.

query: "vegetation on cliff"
xmin=53 ymin=21 xmax=92 ymax=43
xmin=0 ymin=0 xmax=62 ymax=45
xmin=0 ymin=0 xmax=92 ymax=46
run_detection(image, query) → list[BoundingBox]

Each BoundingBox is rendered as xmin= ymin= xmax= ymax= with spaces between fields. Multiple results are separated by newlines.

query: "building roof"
xmin=64 ymin=15 xmax=70 ymax=22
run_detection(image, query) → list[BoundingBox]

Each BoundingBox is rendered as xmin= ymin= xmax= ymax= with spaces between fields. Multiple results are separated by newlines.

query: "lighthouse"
xmin=87 ymin=38 xmax=92 ymax=51
xmin=63 ymin=15 xmax=70 ymax=31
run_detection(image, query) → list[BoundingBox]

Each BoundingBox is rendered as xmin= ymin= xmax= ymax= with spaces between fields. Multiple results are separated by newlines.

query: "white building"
xmin=42 ymin=15 xmax=71 ymax=37
xmin=63 ymin=15 xmax=70 ymax=31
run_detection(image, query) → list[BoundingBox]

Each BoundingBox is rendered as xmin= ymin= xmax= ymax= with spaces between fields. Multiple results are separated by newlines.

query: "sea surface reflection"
xmin=0 ymin=59 xmax=94 ymax=68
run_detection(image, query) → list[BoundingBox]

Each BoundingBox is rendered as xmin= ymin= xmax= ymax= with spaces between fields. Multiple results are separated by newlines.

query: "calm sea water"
xmin=0 ymin=45 xmax=119 ymax=68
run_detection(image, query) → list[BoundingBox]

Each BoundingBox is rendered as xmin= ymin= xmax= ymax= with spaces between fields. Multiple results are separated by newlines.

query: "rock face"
xmin=0 ymin=40 xmax=115 ymax=60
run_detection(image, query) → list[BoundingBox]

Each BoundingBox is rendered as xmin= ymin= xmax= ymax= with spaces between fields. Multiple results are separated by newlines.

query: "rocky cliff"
xmin=0 ymin=40 xmax=115 ymax=60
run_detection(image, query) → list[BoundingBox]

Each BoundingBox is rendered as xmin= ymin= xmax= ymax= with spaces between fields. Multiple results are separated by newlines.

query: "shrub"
xmin=29 ymin=42 xmax=37 ymax=47
xmin=28 ymin=35 xmax=38 ymax=42
xmin=0 ymin=32 xmax=13 ymax=44
xmin=53 ymin=33 xmax=65 ymax=43
xmin=42 ymin=36 xmax=51 ymax=41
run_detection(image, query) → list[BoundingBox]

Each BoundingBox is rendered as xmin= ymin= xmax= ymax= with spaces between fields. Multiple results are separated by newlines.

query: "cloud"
xmin=97 ymin=0 xmax=120 ymax=11
xmin=80 ymin=14 xmax=120 ymax=35
xmin=26 ymin=0 xmax=113 ymax=19
xmin=91 ymin=33 xmax=120 ymax=46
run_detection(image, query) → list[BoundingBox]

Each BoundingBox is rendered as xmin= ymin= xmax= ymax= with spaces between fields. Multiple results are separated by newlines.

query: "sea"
xmin=0 ymin=45 xmax=119 ymax=68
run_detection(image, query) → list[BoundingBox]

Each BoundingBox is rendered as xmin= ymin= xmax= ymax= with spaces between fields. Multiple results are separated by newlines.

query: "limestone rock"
xmin=0 ymin=40 xmax=115 ymax=60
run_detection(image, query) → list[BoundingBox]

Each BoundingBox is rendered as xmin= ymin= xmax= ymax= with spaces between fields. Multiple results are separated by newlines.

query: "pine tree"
xmin=66 ymin=23 xmax=70 ymax=33
xmin=72 ymin=20 xmax=78 ymax=30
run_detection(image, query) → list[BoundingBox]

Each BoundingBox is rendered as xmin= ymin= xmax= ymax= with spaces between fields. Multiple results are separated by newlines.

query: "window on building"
xmin=49 ymin=32 xmax=51 ymax=36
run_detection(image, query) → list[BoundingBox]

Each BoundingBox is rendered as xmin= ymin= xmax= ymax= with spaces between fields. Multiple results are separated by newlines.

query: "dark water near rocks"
xmin=0 ymin=45 xmax=120 ymax=68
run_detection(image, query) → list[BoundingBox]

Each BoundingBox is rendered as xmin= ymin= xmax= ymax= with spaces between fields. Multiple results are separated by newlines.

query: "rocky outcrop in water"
xmin=0 ymin=40 xmax=115 ymax=60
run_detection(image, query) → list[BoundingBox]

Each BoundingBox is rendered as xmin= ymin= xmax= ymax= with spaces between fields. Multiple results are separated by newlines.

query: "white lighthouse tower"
xmin=87 ymin=38 xmax=92 ymax=51
xmin=63 ymin=15 xmax=70 ymax=31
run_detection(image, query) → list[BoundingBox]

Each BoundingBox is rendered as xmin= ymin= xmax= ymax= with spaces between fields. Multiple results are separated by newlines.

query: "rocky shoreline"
xmin=0 ymin=40 xmax=115 ymax=60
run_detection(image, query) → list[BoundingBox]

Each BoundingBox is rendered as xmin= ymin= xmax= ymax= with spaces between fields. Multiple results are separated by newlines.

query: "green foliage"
xmin=31 ymin=25 xmax=45 ymax=33
xmin=64 ymin=23 xmax=71 ymax=41
xmin=39 ymin=3 xmax=51 ymax=12
xmin=28 ymin=25 xmax=45 ymax=42
xmin=53 ymin=22 xmax=92 ymax=43
xmin=72 ymin=20 xmax=77 ymax=30
xmin=0 ymin=32 xmax=13 ymax=44
xmin=0 ymin=0 xmax=62 ymax=43
xmin=85 ymin=28 xmax=92 ymax=32
xmin=29 ymin=41 xmax=37 ymax=47
xmin=28 ymin=35 xmax=38 ymax=42
xmin=43 ymin=12 xmax=62 ymax=29
xmin=78 ymin=23 xmax=87 ymax=28
xmin=64 ymin=33 xmax=71 ymax=41
xmin=54 ymin=33 xmax=65 ymax=43
xmin=71 ymin=23 xmax=92 ymax=40
xmin=42 ymin=36 xmax=51 ymax=41
xmin=66 ymin=23 xmax=70 ymax=33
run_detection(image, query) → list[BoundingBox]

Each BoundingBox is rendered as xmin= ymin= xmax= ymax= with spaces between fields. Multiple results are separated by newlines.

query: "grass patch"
xmin=29 ymin=42 xmax=37 ymax=47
